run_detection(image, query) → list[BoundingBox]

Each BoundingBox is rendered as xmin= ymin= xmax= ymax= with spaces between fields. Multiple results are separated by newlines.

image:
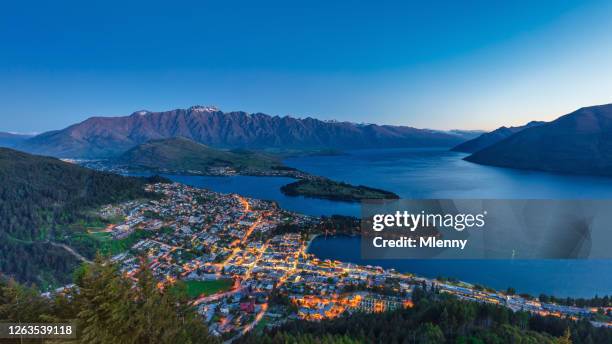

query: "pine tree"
xmin=556 ymin=328 xmax=572 ymax=344
xmin=72 ymin=258 xmax=216 ymax=343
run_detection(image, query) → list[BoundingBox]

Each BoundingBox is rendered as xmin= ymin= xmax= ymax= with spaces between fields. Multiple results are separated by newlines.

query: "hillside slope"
xmin=114 ymin=137 xmax=282 ymax=174
xmin=465 ymin=104 xmax=612 ymax=176
xmin=0 ymin=148 xmax=159 ymax=285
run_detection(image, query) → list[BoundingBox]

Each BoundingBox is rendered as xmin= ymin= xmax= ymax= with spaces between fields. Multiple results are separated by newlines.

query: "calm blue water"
xmin=285 ymin=148 xmax=612 ymax=201
xmin=161 ymin=148 xmax=612 ymax=217
xmin=163 ymin=175 xmax=358 ymax=216
xmin=308 ymin=235 xmax=612 ymax=298
xmin=160 ymin=148 xmax=612 ymax=297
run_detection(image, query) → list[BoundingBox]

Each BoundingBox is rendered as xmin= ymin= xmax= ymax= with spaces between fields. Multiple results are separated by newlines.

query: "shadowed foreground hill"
xmin=0 ymin=147 xmax=161 ymax=286
xmin=465 ymin=103 xmax=612 ymax=176
xmin=115 ymin=137 xmax=283 ymax=173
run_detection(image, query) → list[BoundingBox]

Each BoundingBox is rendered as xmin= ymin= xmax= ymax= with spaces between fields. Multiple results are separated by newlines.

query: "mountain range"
xmin=451 ymin=121 xmax=545 ymax=153
xmin=11 ymin=103 xmax=612 ymax=177
xmin=17 ymin=106 xmax=479 ymax=158
xmin=465 ymin=103 xmax=612 ymax=176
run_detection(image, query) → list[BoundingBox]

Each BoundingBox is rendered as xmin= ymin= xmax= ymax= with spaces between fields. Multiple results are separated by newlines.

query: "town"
xmin=68 ymin=182 xmax=612 ymax=341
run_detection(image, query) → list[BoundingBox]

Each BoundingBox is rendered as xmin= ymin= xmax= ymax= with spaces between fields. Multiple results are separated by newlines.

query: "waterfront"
xmin=165 ymin=174 xmax=359 ymax=216
xmin=307 ymin=235 xmax=612 ymax=298
xmin=160 ymin=147 xmax=612 ymax=298
xmin=97 ymin=182 xmax=610 ymax=333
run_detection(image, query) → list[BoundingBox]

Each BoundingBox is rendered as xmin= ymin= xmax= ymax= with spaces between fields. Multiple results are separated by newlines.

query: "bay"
xmin=157 ymin=148 xmax=612 ymax=297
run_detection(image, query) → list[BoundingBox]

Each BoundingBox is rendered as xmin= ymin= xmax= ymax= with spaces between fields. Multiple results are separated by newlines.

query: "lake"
xmin=161 ymin=148 xmax=612 ymax=297
xmin=163 ymin=174 xmax=359 ymax=216
xmin=308 ymin=235 xmax=612 ymax=298
xmin=285 ymin=148 xmax=612 ymax=201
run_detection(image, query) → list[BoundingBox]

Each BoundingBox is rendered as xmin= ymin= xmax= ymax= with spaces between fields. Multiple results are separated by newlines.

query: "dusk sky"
xmin=2 ymin=0 xmax=612 ymax=133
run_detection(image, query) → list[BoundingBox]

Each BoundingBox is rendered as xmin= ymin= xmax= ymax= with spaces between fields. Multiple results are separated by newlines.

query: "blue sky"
xmin=2 ymin=0 xmax=612 ymax=133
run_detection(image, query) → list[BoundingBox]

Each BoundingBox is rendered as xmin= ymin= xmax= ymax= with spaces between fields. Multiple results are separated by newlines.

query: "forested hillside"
xmin=0 ymin=148 xmax=161 ymax=286
xmin=241 ymin=288 xmax=611 ymax=344
xmin=0 ymin=260 xmax=216 ymax=343
xmin=115 ymin=137 xmax=282 ymax=173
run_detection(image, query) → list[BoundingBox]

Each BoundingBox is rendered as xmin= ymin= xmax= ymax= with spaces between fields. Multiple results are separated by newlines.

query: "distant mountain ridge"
xmin=451 ymin=121 xmax=545 ymax=153
xmin=465 ymin=103 xmax=612 ymax=176
xmin=0 ymin=131 xmax=34 ymax=148
xmin=18 ymin=106 xmax=478 ymax=158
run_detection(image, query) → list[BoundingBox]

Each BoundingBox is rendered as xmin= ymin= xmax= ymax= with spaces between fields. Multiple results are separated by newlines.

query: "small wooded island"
xmin=280 ymin=178 xmax=399 ymax=202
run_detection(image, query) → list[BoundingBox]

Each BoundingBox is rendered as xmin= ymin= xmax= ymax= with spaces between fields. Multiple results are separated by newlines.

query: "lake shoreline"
xmin=142 ymin=147 xmax=612 ymax=299
xmin=307 ymin=234 xmax=611 ymax=299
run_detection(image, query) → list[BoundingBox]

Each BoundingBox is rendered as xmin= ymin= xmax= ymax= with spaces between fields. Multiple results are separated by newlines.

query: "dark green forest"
xmin=0 ymin=148 xmax=163 ymax=286
xmin=0 ymin=260 xmax=216 ymax=344
xmin=240 ymin=288 xmax=612 ymax=344
xmin=538 ymin=294 xmax=612 ymax=309
xmin=1 ymin=259 xmax=611 ymax=343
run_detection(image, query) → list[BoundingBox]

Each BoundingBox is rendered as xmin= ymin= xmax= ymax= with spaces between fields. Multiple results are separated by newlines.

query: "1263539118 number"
xmin=0 ymin=323 xmax=76 ymax=339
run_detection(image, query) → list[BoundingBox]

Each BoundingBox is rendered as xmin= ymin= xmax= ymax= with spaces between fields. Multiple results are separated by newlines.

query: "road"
xmin=48 ymin=241 xmax=93 ymax=264
xmin=223 ymin=303 xmax=268 ymax=344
